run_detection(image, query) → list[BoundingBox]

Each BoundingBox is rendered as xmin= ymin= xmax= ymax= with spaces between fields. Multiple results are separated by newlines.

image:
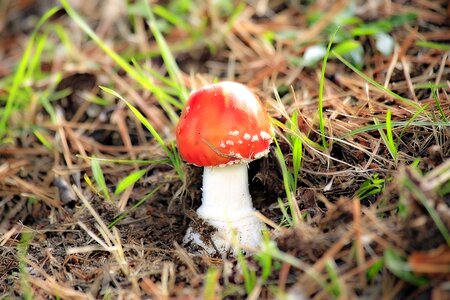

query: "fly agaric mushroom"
xmin=176 ymin=81 xmax=273 ymax=255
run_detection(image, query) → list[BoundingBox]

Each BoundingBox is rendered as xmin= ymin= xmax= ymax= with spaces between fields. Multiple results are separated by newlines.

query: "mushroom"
xmin=176 ymin=81 xmax=273 ymax=255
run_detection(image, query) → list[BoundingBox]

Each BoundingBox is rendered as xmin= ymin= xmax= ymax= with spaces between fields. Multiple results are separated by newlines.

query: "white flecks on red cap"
xmin=176 ymin=82 xmax=273 ymax=166
xmin=260 ymin=130 xmax=271 ymax=140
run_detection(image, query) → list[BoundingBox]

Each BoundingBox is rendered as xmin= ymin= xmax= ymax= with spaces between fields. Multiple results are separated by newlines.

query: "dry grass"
xmin=1 ymin=0 xmax=449 ymax=299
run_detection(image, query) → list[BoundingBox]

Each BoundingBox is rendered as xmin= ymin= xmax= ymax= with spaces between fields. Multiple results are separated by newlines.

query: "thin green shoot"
xmin=431 ymin=87 xmax=448 ymax=122
xmin=258 ymin=237 xmax=327 ymax=290
xmin=271 ymin=88 xmax=325 ymax=152
xmin=274 ymin=138 xmax=300 ymax=226
xmin=0 ymin=6 xmax=59 ymax=139
xmin=76 ymin=154 xmax=168 ymax=165
xmin=114 ymin=169 xmax=147 ymax=195
xmin=377 ymin=109 xmax=398 ymax=161
xmin=60 ymin=0 xmax=181 ymax=123
xmin=318 ymin=28 xmax=339 ymax=149
xmin=47 ymin=86 xmax=72 ymax=102
xmin=83 ymin=173 xmax=98 ymax=194
xmin=384 ymin=248 xmax=428 ymax=286
xmin=100 ymin=86 xmax=184 ymax=180
xmin=276 ymin=197 xmax=293 ymax=227
xmin=287 ymin=112 xmax=303 ymax=192
xmin=403 ymin=172 xmax=450 ymax=246
xmin=142 ymin=0 xmax=189 ymax=102
xmin=236 ymin=248 xmax=257 ymax=295
xmin=38 ymin=73 xmax=63 ymax=124
xmin=342 ymin=119 xmax=449 ymax=138
xmin=25 ymin=33 xmax=47 ymax=80
xmin=226 ymin=2 xmax=246 ymax=29
xmin=324 ymin=259 xmax=343 ymax=298
xmin=415 ymin=40 xmax=450 ymax=51
xmin=366 ymin=259 xmax=384 ymax=281
xmin=410 ymin=158 xmax=421 ymax=169
xmin=130 ymin=58 xmax=184 ymax=100
xmin=332 ymin=51 xmax=421 ymax=110
xmin=49 ymin=23 xmax=74 ymax=53
xmin=153 ymin=4 xmax=190 ymax=29
xmin=398 ymin=104 xmax=429 ymax=141
xmin=91 ymin=156 xmax=111 ymax=202
xmin=203 ymin=267 xmax=221 ymax=300
xmin=108 ymin=185 xmax=160 ymax=228
xmin=272 ymin=117 xmax=324 ymax=151
xmin=18 ymin=232 xmax=34 ymax=300
xmin=415 ymin=82 xmax=448 ymax=89
xmin=33 ymin=129 xmax=53 ymax=150
xmin=355 ymin=174 xmax=385 ymax=200
xmin=254 ymin=231 xmax=274 ymax=283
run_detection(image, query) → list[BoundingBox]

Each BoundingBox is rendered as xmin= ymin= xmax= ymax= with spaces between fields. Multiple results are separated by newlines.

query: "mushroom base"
xmin=183 ymin=214 xmax=265 ymax=255
xmin=183 ymin=164 xmax=266 ymax=255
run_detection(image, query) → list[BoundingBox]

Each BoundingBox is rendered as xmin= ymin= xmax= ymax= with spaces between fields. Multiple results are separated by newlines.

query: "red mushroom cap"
xmin=176 ymin=81 xmax=272 ymax=167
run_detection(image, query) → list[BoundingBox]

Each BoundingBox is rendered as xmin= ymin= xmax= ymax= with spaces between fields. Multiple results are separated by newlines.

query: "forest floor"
xmin=1 ymin=0 xmax=449 ymax=299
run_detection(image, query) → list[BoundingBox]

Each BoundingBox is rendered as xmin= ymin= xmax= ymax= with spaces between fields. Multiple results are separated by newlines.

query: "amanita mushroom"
xmin=176 ymin=81 xmax=273 ymax=255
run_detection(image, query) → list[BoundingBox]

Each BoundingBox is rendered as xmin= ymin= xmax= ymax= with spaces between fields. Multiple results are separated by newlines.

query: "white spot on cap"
xmin=254 ymin=148 xmax=270 ymax=159
xmin=251 ymin=135 xmax=259 ymax=142
xmin=229 ymin=130 xmax=239 ymax=136
xmin=260 ymin=131 xmax=271 ymax=140
xmin=243 ymin=133 xmax=251 ymax=140
xmin=185 ymin=106 xmax=190 ymax=113
xmin=219 ymin=141 xmax=226 ymax=148
xmin=225 ymin=140 xmax=234 ymax=146
xmin=237 ymin=140 xmax=243 ymax=144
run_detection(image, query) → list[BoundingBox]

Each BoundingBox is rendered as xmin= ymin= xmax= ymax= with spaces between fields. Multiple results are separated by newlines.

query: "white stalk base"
xmin=183 ymin=164 xmax=265 ymax=255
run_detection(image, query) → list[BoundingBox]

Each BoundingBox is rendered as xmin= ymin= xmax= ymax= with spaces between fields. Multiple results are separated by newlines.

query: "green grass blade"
xmin=0 ymin=6 xmax=59 ymax=139
xmin=108 ymin=185 xmax=160 ymax=228
xmin=366 ymin=259 xmax=384 ymax=281
xmin=100 ymin=87 xmax=168 ymax=151
xmin=254 ymin=232 xmax=273 ymax=283
xmin=332 ymin=51 xmax=421 ymax=110
xmin=114 ymin=169 xmax=147 ymax=195
xmin=385 ymin=109 xmax=397 ymax=160
xmin=416 ymin=40 xmax=450 ymax=51
xmin=203 ymin=267 xmax=220 ymax=300
xmin=274 ymin=138 xmax=300 ymax=225
xmin=318 ymin=29 xmax=339 ymax=148
xmin=237 ymin=249 xmax=257 ymax=294
xmin=76 ymin=155 xmax=168 ymax=165
xmin=25 ymin=33 xmax=47 ymax=79
xmin=341 ymin=119 xmax=450 ymax=138
xmin=101 ymin=86 xmax=184 ymax=180
xmin=18 ymin=232 xmax=34 ymax=300
xmin=142 ymin=0 xmax=189 ymax=103
xmin=324 ymin=259 xmax=343 ymax=298
xmin=153 ymin=4 xmax=190 ymax=30
xmin=292 ymin=137 xmax=303 ymax=192
xmin=91 ymin=156 xmax=111 ymax=202
xmin=60 ymin=0 xmax=181 ymax=123
xmin=398 ymin=104 xmax=429 ymax=140
xmin=384 ymin=248 xmax=428 ymax=286
xmin=431 ymin=87 xmax=448 ymax=122
xmin=287 ymin=112 xmax=303 ymax=192
xmin=33 ymin=129 xmax=53 ymax=150
xmin=403 ymin=173 xmax=450 ymax=245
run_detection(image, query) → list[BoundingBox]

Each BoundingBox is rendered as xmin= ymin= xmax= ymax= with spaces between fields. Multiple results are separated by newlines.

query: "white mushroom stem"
xmin=184 ymin=164 xmax=265 ymax=255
